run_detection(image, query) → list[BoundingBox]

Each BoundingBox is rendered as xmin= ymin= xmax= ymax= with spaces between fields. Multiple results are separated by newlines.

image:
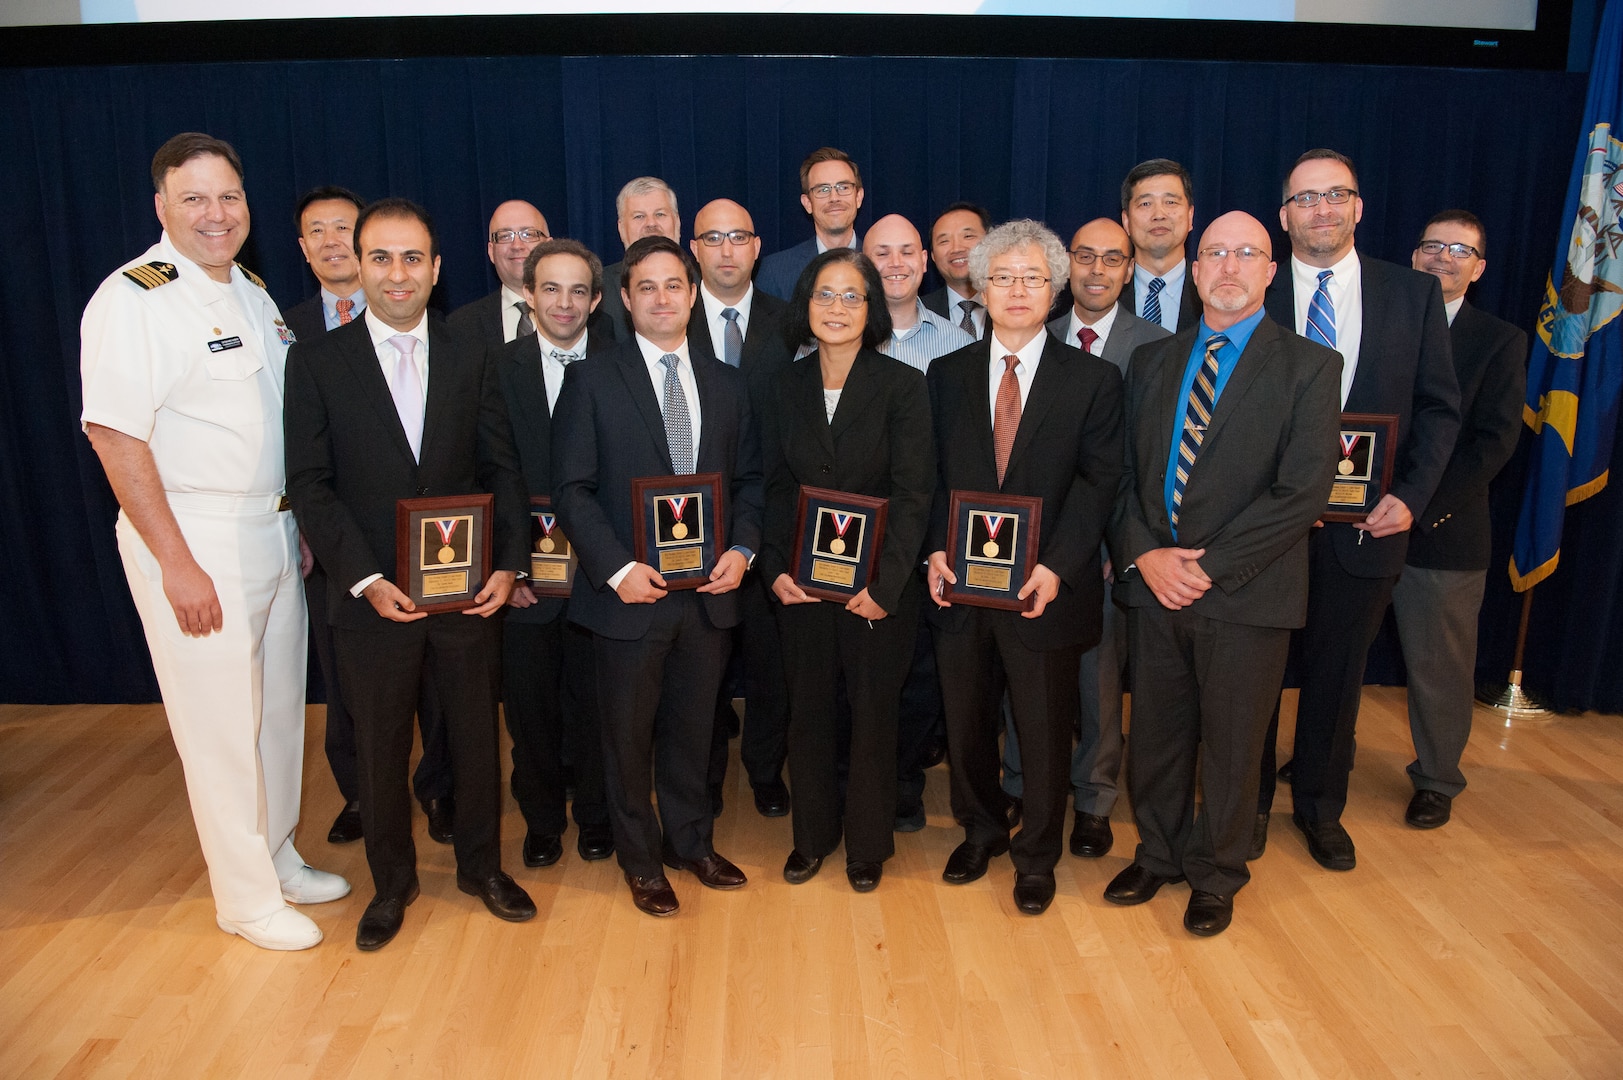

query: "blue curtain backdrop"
xmin=1 ymin=53 xmax=1613 ymax=710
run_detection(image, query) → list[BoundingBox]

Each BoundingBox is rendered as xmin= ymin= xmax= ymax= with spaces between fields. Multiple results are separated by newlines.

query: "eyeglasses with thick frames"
xmin=986 ymin=272 xmax=1051 ymax=289
xmin=695 ymin=229 xmax=757 ymax=246
xmin=491 ymin=227 xmax=548 ymax=244
xmin=1197 ymin=246 xmax=1271 ymax=263
xmin=1282 ymin=188 xmax=1358 ymax=209
xmin=810 ymin=289 xmax=867 ymax=307
xmin=806 ymin=181 xmax=858 ymax=200
xmin=1069 ymin=249 xmax=1129 ymax=267
xmin=1417 ymin=239 xmax=1481 ymax=259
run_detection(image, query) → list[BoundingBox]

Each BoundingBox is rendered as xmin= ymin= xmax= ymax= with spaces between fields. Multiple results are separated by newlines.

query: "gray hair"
xmin=968 ymin=218 xmax=1069 ymax=294
xmin=615 ymin=176 xmax=678 ymax=222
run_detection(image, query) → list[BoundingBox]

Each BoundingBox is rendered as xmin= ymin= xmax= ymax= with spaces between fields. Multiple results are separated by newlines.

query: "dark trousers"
xmin=934 ymin=609 xmax=1081 ymax=875
xmin=1391 ymin=565 xmax=1486 ymax=797
xmin=895 ymin=617 xmax=945 ymax=811
xmin=501 ymin=614 xmax=608 ymax=835
xmin=778 ymin=582 xmax=917 ymax=864
xmin=308 ymin=563 xmax=452 ymax=806
xmin=333 ymin=614 xmax=503 ymax=900
xmin=738 ymin=574 xmax=790 ymax=788
xmin=1127 ymin=604 xmax=1290 ymax=896
xmin=593 ymin=592 xmax=728 ymax=879
xmin=1258 ymin=528 xmax=1398 ymax=823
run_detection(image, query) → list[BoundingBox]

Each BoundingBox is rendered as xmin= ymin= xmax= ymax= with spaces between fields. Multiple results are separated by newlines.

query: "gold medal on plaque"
xmin=431 ymin=518 xmax=461 ymax=566
xmin=539 ymin=537 xmax=555 ymax=553
xmin=672 ymin=522 xmax=688 ymax=539
xmin=983 ymin=541 xmax=999 ymax=558
xmin=438 ymin=545 xmax=455 ymax=563
xmin=1337 ymin=458 xmax=1354 ymax=476
xmin=829 ymin=537 xmax=846 ymax=555
xmin=665 ymin=496 xmax=692 ymax=542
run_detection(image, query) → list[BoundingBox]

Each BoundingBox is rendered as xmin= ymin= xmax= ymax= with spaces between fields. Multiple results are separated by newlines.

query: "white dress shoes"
xmin=216 ymin=906 xmax=323 ymax=951
xmin=280 ymin=865 xmax=352 ymax=905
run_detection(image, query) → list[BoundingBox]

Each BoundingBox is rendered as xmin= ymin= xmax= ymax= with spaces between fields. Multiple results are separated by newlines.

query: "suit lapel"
xmin=344 ymin=321 xmax=419 ymax=464
xmin=793 ymin=351 xmax=837 ymax=459
xmin=829 ymin=351 xmax=881 ymax=443
xmin=693 ymin=354 xmax=723 ymax=470
xmin=506 ymin=337 xmax=553 ymax=442
xmin=418 ymin=321 xmax=459 ymax=467
xmin=617 ymin=344 xmax=675 ymax=472
xmin=1345 ymin=255 xmax=1381 ymax=411
xmin=1202 ymin=319 xmax=1277 ymax=448
xmin=965 ymin=339 xmax=997 ymax=472
xmin=1004 ymin=337 xmax=1065 ymax=477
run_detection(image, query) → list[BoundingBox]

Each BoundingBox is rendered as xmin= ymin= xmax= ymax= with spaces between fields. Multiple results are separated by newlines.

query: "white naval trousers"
xmin=116 ymin=494 xmax=308 ymax=923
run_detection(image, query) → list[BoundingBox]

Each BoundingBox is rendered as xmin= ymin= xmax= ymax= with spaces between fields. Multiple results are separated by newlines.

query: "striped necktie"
xmin=1171 ymin=333 xmax=1228 ymax=530
xmin=1306 ymin=269 xmax=1336 ymax=350
xmin=1143 ymin=277 xmax=1167 ymax=327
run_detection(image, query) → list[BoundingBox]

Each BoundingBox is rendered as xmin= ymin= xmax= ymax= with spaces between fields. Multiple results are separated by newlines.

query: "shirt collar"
xmin=1291 ymin=247 xmax=1360 ymax=288
xmin=1070 ymin=302 xmax=1119 ymax=347
xmin=539 ymin=329 xmax=588 ymax=357
xmin=1195 ymin=306 xmax=1267 ymax=357
xmin=1445 ymin=295 xmax=1465 ymax=325
xmin=635 ymin=333 xmax=691 ymax=368
xmin=989 ymin=328 xmax=1047 ymax=372
xmin=500 ymin=283 xmax=527 ymax=310
xmin=700 ymin=282 xmax=754 ymax=323
xmin=320 ymin=285 xmax=365 ymax=315
xmin=1133 ymin=258 xmax=1186 ymax=291
xmin=365 ymin=308 xmax=429 ymax=351
xmin=945 ymin=283 xmax=982 ymax=307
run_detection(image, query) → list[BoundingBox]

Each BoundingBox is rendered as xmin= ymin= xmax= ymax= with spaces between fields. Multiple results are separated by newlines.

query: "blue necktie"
xmin=1143 ymin=276 xmax=1167 ymax=327
xmin=660 ymin=353 xmax=694 ymax=475
xmin=1171 ymin=333 xmax=1228 ymax=531
xmin=1306 ymin=269 xmax=1337 ymax=350
xmin=721 ymin=307 xmax=743 ymax=368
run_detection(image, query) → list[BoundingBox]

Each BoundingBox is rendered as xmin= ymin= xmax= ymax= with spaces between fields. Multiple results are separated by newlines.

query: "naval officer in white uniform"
xmin=81 ymin=132 xmax=348 ymax=951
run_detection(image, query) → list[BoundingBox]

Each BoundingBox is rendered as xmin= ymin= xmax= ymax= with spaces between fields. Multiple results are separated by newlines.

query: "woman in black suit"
xmin=760 ymin=249 xmax=936 ymax=892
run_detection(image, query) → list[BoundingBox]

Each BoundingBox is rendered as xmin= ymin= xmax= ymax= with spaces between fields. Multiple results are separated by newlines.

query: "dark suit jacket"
xmin=447 ymin=289 xmax=508 ymax=350
xmin=1122 ymin=270 xmax=1201 ymax=333
xmin=925 ymin=334 xmax=1124 ymax=652
xmin=756 ymin=237 xmax=822 ymax=301
xmin=283 ymin=294 xmax=328 ymax=344
xmin=686 ymin=289 xmax=794 ymax=429
xmin=585 ymin=261 xmax=627 ymax=343
xmin=922 ymin=286 xmax=982 ymax=335
xmin=284 ymin=315 xmax=529 ymax=630
xmin=1110 ymin=317 xmax=1343 ymax=629
xmin=758 ymin=348 xmax=936 ymax=615
xmin=550 ymin=339 xmax=764 ymax=641
xmin=1405 ymin=300 xmax=1526 ymax=571
xmin=1265 ymin=253 xmax=1460 ymax=578
xmin=1046 ymin=304 xmax=1173 ymax=375
xmin=495 ymin=332 xmax=602 ymax=624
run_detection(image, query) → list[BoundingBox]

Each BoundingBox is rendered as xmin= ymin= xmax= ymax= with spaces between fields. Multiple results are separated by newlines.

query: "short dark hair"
xmin=523 ymin=238 xmax=604 ymax=296
xmin=1120 ymin=158 xmax=1193 ymax=211
xmin=798 ymin=147 xmax=863 ymax=193
xmin=1418 ymin=209 xmax=1486 ymax=259
xmin=1283 ymin=148 xmax=1359 ymax=202
xmin=933 ymin=201 xmax=992 ymax=235
xmin=294 ymin=186 xmax=365 ymax=234
xmin=150 ymin=132 xmax=243 ymax=193
xmin=354 ymin=197 xmax=439 ymax=261
xmin=784 ymin=249 xmax=891 ymax=352
xmin=621 ymin=235 xmax=699 ymax=289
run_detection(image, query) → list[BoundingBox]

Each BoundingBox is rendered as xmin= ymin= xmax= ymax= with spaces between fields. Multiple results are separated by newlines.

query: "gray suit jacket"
xmin=1047 ymin=304 xmax=1172 ymax=375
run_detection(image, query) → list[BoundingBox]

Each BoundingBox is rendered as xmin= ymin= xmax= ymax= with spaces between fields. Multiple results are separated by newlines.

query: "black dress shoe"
xmin=1005 ymin=796 xmax=1023 ymax=829
xmin=1293 ymin=814 xmax=1356 ymax=870
xmin=523 ymin=831 xmax=563 ymax=868
xmin=1103 ymin=862 xmax=1185 ymax=906
xmin=1405 ymin=789 xmax=1452 ymax=829
xmin=328 ymin=800 xmax=364 ymax=844
xmin=1013 ymin=872 xmax=1057 ymax=915
xmin=752 ymin=779 xmax=791 ymax=818
xmin=709 ymin=784 xmax=725 ymax=818
xmin=1277 ymin=759 xmax=1294 ymax=785
xmin=1184 ymin=890 xmax=1233 ymax=936
xmin=626 ymin=873 xmax=679 ymax=917
xmin=422 ymin=796 xmax=455 ymax=845
xmin=846 ymin=861 xmax=882 ymax=893
xmin=1069 ymin=811 xmax=1113 ymax=858
xmin=1248 ymin=812 xmax=1270 ymax=861
xmin=783 ymin=849 xmax=823 ymax=884
xmin=663 ymin=850 xmax=747 ymax=890
xmin=577 ymin=826 xmax=615 ymax=861
xmin=456 ymin=869 xmax=537 ymax=922
xmin=942 ymin=837 xmax=1010 ymax=885
xmin=356 ymin=879 xmax=420 ymax=951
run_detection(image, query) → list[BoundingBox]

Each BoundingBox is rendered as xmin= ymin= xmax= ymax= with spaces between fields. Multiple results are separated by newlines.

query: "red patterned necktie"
xmin=993 ymin=354 xmax=1021 ymax=486
xmin=1077 ymin=326 xmax=1099 ymax=354
xmin=335 ymin=297 xmax=354 ymax=325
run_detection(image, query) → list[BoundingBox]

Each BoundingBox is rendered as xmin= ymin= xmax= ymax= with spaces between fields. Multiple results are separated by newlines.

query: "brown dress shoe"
xmin=625 ymin=873 xmax=680 ymax=917
xmin=663 ymin=850 xmax=747 ymax=890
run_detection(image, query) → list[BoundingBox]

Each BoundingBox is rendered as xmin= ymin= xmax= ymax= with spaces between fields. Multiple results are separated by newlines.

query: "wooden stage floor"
xmin=1 ymin=688 xmax=1620 ymax=1079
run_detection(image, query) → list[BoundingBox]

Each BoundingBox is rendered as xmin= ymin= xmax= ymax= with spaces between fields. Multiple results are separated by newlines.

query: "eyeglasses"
xmin=986 ymin=272 xmax=1051 ymax=290
xmin=806 ymin=181 xmax=858 ymax=200
xmin=1197 ymin=246 xmax=1271 ymax=263
xmin=695 ymin=229 xmax=757 ymax=247
xmin=1417 ymin=239 xmax=1481 ymax=259
xmin=491 ymin=227 xmax=548 ymax=244
xmin=1069 ymin=249 xmax=1129 ymax=267
xmin=1282 ymin=188 xmax=1358 ymax=209
xmin=810 ymin=289 xmax=867 ymax=307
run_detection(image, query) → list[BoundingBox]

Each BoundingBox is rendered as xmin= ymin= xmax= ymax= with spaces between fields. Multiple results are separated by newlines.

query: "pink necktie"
xmin=388 ymin=334 xmax=424 ymax=461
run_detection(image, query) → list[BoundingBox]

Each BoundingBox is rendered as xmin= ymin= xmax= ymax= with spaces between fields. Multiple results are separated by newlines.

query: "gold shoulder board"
xmin=236 ymin=263 xmax=267 ymax=289
xmin=122 ymin=261 xmax=178 ymax=290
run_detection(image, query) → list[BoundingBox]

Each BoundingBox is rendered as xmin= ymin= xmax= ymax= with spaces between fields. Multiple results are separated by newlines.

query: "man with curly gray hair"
xmin=924 ymin=218 xmax=1124 ymax=916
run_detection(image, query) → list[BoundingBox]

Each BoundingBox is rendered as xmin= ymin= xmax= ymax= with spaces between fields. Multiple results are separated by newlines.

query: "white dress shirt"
xmin=499 ymin=284 xmax=529 ymax=343
xmin=351 ymin=309 xmax=431 ymax=596
xmin=1066 ymin=302 xmax=1120 ymax=355
xmin=1291 ymin=249 xmax=1364 ymax=407
xmin=699 ymin=282 xmax=754 ymax=362
xmin=1445 ymin=295 xmax=1464 ymax=326
xmin=986 ymin=330 xmax=1047 ymax=427
xmin=537 ymin=330 xmax=588 ymax=413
